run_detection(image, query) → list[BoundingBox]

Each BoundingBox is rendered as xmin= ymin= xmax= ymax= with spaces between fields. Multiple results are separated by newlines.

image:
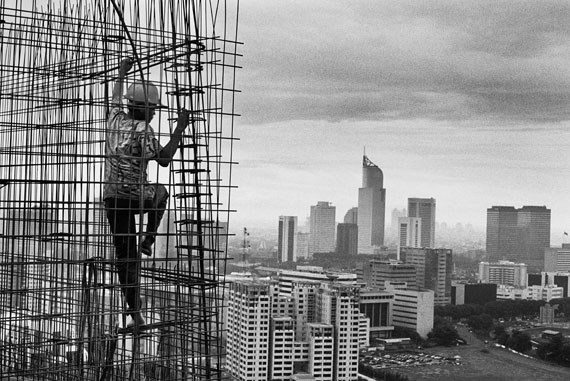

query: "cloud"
xmin=236 ymin=1 xmax=570 ymax=125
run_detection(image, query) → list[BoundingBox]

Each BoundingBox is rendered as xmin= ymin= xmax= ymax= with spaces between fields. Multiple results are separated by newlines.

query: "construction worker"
xmin=104 ymin=58 xmax=189 ymax=328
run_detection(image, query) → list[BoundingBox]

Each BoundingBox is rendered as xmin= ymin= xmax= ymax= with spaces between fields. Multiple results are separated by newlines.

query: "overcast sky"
xmin=230 ymin=1 xmax=569 ymax=241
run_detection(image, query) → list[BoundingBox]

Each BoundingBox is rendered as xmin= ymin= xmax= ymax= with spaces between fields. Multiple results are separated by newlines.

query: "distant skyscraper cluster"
xmin=274 ymin=154 xmax=445 ymax=261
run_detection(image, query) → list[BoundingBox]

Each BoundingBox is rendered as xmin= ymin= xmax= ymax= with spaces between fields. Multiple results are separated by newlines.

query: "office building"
xmin=344 ymin=207 xmax=358 ymax=224
xmin=478 ymin=260 xmax=527 ymax=287
xmin=452 ymin=283 xmax=497 ymax=305
xmin=278 ymin=216 xmax=298 ymax=263
xmin=397 ymin=217 xmax=421 ymax=259
xmin=296 ymin=232 xmax=310 ymax=261
xmin=336 ymin=223 xmax=358 ymax=255
xmin=309 ymin=202 xmax=336 ymax=256
xmin=357 ymin=155 xmax=386 ymax=254
xmin=400 ymin=247 xmax=453 ymax=305
xmin=544 ymin=244 xmax=570 ymax=272
xmin=486 ymin=205 xmax=551 ymax=272
xmin=407 ymin=198 xmax=436 ymax=248
xmin=385 ymin=283 xmax=434 ymax=338
xmin=359 ymin=289 xmax=394 ymax=340
xmin=272 ymin=266 xmax=358 ymax=296
xmin=527 ymin=272 xmax=570 ymax=298
xmin=361 ymin=260 xmax=417 ymax=290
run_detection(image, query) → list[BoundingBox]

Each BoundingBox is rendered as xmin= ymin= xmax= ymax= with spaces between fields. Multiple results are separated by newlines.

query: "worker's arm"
xmin=112 ymin=58 xmax=133 ymax=104
xmin=155 ymin=110 xmax=190 ymax=167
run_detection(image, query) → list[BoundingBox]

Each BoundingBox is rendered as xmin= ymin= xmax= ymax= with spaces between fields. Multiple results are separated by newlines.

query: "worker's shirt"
xmin=103 ymin=104 xmax=162 ymax=201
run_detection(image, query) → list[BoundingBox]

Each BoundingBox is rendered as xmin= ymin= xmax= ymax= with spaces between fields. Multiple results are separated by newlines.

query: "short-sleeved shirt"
xmin=103 ymin=104 xmax=162 ymax=201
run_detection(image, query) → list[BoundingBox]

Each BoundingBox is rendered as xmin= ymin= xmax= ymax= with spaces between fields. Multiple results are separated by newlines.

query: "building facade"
xmin=357 ymin=155 xmax=386 ymax=254
xmin=478 ymin=260 xmax=527 ymax=287
xmin=309 ymin=202 xmax=336 ymax=256
xmin=336 ymin=223 xmax=358 ymax=255
xmin=361 ymin=260 xmax=417 ymax=290
xmin=544 ymin=244 xmax=570 ymax=273
xmin=226 ymin=278 xmax=361 ymax=381
xmin=278 ymin=216 xmax=298 ymax=263
xmin=486 ymin=205 xmax=551 ymax=272
xmin=452 ymin=283 xmax=497 ymax=305
xmin=407 ymin=198 xmax=436 ymax=248
xmin=385 ymin=283 xmax=434 ymax=338
xmin=359 ymin=289 xmax=394 ymax=340
xmin=397 ymin=217 xmax=421 ymax=259
xmin=400 ymin=247 xmax=453 ymax=305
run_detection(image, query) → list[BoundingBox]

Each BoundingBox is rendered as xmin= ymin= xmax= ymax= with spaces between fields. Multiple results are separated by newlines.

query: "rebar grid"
xmin=0 ymin=0 xmax=240 ymax=379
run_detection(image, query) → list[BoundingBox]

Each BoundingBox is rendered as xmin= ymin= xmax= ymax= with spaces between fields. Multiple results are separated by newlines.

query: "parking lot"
xmin=360 ymin=350 xmax=461 ymax=369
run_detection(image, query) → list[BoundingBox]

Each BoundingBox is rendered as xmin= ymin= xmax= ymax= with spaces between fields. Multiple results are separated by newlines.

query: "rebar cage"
xmin=0 ymin=0 xmax=240 ymax=379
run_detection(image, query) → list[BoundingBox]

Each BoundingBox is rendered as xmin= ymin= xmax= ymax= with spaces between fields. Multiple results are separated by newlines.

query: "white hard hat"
xmin=124 ymin=81 xmax=163 ymax=106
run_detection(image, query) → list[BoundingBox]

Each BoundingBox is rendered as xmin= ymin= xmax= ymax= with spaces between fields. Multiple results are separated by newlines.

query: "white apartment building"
xmin=226 ymin=281 xmax=272 ymax=381
xmin=270 ymin=317 xmax=295 ymax=380
xmin=227 ymin=277 xmax=361 ymax=381
xmin=479 ymin=260 xmax=527 ymax=287
xmin=385 ymin=283 xmax=434 ymax=338
xmin=397 ymin=217 xmax=421 ymax=259
xmin=308 ymin=323 xmax=334 ymax=381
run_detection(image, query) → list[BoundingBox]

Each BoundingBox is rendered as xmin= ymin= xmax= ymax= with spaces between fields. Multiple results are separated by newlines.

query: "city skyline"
xmin=230 ymin=1 xmax=570 ymax=241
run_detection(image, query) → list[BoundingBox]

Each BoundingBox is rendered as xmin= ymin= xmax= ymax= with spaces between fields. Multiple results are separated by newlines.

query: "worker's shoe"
xmin=127 ymin=312 xmax=146 ymax=329
xmin=140 ymin=237 xmax=154 ymax=256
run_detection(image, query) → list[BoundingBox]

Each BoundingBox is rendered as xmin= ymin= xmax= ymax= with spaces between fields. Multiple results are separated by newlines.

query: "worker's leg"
xmin=104 ymin=198 xmax=144 ymax=325
xmin=140 ymin=184 xmax=169 ymax=255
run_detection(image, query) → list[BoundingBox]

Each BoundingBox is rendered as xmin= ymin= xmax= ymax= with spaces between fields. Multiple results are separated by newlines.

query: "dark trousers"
xmin=104 ymin=185 xmax=168 ymax=314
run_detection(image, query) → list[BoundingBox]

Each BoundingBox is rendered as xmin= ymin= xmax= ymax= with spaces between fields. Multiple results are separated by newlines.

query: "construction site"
xmin=0 ymin=0 xmax=240 ymax=379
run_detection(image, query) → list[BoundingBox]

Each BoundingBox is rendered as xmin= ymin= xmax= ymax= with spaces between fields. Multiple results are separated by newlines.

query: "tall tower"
xmin=408 ymin=198 xmax=436 ymax=248
xmin=487 ymin=205 xmax=551 ymax=272
xmin=278 ymin=216 xmax=298 ymax=262
xmin=309 ymin=202 xmax=336 ymax=256
xmin=397 ymin=217 xmax=422 ymax=259
xmin=357 ymin=155 xmax=386 ymax=254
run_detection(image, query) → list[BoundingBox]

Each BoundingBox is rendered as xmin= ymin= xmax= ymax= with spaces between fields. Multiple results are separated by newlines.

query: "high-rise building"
xmin=397 ymin=217 xmax=422 ymax=259
xmin=400 ymin=247 xmax=453 ymax=306
xmin=478 ymin=260 xmax=527 ymax=287
xmin=226 ymin=278 xmax=361 ymax=381
xmin=278 ymin=216 xmax=298 ymax=263
xmin=226 ymin=281 xmax=273 ymax=381
xmin=357 ymin=155 xmax=386 ymax=254
xmin=316 ymin=283 xmax=361 ymax=380
xmin=486 ymin=205 xmax=551 ymax=272
xmin=407 ymin=198 xmax=436 ymax=248
xmin=544 ymin=244 xmax=570 ymax=272
xmin=309 ymin=202 xmax=336 ymax=256
xmin=344 ymin=207 xmax=358 ymax=224
xmin=336 ymin=223 xmax=358 ymax=255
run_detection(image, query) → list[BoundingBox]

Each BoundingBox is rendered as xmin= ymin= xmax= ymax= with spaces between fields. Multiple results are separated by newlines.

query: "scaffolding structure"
xmin=0 ymin=0 xmax=240 ymax=379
